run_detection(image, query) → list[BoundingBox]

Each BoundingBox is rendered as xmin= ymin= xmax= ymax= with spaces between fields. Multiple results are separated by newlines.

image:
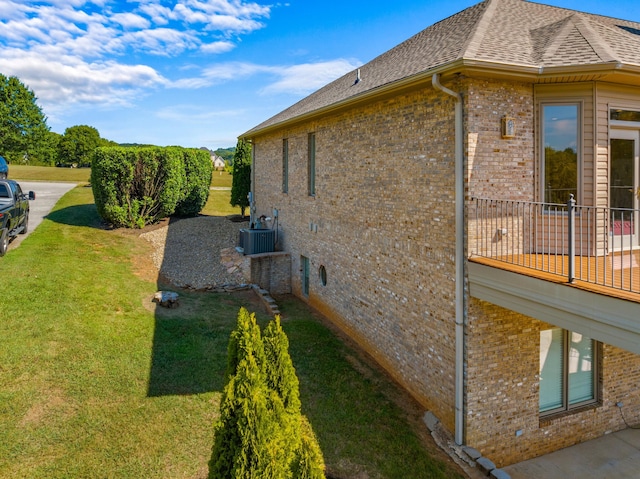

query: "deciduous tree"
xmin=58 ymin=125 xmax=102 ymax=167
xmin=0 ymin=74 xmax=50 ymax=164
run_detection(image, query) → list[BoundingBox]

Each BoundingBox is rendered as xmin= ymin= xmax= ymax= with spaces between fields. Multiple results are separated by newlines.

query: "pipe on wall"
xmin=432 ymin=73 xmax=465 ymax=446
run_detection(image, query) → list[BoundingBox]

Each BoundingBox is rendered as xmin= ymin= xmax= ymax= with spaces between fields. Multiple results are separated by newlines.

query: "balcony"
xmin=468 ymin=197 xmax=640 ymax=354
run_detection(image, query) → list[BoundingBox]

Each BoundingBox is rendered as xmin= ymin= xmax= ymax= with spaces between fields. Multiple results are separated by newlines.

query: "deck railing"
xmin=469 ymin=196 xmax=640 ymax=294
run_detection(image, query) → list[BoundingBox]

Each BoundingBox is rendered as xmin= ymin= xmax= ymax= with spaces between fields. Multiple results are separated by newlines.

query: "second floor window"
xmin=308 ymin=133 xmax=316 ymax=196
xmin=542 ymin=104 xmax=579 ymax=204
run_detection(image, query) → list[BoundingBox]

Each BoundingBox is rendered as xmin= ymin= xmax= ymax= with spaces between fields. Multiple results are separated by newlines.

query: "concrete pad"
xmin=503 ymin=428 xmax=640 ymax=479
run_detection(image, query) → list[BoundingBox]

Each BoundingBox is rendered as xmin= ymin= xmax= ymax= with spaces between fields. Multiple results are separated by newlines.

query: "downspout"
xmin=432 ymin=74 xmax=465 ymax=446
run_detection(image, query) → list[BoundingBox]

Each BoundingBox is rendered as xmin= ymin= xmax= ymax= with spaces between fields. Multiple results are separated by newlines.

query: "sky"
xmin=1 ymin=0 xmax=639 ymax=151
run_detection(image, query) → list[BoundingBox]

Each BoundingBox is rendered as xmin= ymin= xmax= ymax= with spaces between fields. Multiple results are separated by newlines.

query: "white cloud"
xmin=0 ymin=49 xmax=167 ymax=109
xmin=156 ymin=104 xmax=245 ymax=122
xmin=110 ymin=12 xmax=151 ymax=30
xmin=200 ymin=40 xmax=236 ymax=54
xmin=169 ymin=59 xmax=360 ymax=96
xmin=260 ymin=59 xmax=361 ymax=95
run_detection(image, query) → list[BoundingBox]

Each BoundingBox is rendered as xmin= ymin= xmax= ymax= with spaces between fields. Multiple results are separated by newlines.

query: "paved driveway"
xmin=8 ymin=181 xmax=77 ymax=251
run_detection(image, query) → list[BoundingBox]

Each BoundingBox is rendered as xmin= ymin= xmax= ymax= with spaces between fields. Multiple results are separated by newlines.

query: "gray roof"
xmin=244 ymin=0 xmax=640 ymax=136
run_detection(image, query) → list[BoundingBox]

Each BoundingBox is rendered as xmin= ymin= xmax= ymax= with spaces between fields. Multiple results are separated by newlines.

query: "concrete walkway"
xmin=503 ymin=428 xmax=640 ymax=478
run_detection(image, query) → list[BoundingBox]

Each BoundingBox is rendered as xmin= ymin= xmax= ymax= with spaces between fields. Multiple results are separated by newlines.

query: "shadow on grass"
xmin=146 ymin=310 xmax=227 ymax=396
xmin=146 ymin=216 xmax=250 ymax=397
xmin=45 ymin=203 xmax=104 ymax=228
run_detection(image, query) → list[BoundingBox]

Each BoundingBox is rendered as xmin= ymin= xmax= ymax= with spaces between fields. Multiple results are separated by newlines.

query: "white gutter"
xmin=432 ymin=74 xmax=465 ymax=446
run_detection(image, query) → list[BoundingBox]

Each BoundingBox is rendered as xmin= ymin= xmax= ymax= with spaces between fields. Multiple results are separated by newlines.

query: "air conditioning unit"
xmin=239 ymin=228 xmax=275 ymax=255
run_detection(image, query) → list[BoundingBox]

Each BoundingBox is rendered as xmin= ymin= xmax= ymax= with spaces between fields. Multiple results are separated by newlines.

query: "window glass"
xmin=610 ymin=109 xmax=640 ymax=122
xmin=308 ymin=133 xmax=316 ymax=196
xmin=301 ymin=256 xmax=310 ymax=296
xmin=568 ymin=331 xmax=594 ymax=405
xmin=543 ymin=104 xmax=578 ymax=204
xmin=540 ymin=328 xmax=564 ymax=412
xmin=283 ymin=139 xmax=289 ymax=194
xmin=539 ymin=328 xmax=596 ymax=415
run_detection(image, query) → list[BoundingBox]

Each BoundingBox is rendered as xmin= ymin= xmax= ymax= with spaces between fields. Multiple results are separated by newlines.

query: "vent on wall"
xmin=239 ymin=228 xmax=275 ymax=255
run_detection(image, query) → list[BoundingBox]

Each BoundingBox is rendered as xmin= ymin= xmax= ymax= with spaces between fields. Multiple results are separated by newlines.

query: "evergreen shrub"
xmin=209 ymin=308 xmax=325 ymax=479
xmin=174 ymin=147 xmax=213 ymax=217
xmin=91 ymin=146 xmax=188 ymax=228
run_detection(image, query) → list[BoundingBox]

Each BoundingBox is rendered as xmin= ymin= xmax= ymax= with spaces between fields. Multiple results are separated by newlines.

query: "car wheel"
xmin=0 ymin=229 xmax=8 ymax=256
xmin=20 ymin=212 xmax=28 ymax=234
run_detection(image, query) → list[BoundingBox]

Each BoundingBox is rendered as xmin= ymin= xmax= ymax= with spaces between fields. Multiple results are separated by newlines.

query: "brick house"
xmin=241 ymin=0 xmax=640 ymax=467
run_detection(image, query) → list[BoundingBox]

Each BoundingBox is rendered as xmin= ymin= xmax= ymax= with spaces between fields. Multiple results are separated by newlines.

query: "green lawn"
xmin=0 ymin=171 xmax=463 ymax=478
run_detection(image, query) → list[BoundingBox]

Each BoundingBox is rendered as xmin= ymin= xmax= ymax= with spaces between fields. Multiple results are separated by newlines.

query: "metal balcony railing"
xmin=469 ymin=196 xmax=640 ymax=295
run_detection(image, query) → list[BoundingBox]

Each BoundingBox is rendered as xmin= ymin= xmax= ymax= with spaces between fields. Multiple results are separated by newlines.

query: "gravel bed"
xmin=140 ymin=216 xmax=249 ymax=290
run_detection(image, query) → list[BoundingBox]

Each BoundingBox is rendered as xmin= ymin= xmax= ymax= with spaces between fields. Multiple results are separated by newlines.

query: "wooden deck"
xmin=469 ymin=250 xmax=640 ymax=304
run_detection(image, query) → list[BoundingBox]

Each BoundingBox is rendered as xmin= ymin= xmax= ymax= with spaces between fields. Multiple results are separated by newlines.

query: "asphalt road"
xmin=7 ymin=181 xmax=77 ymax=251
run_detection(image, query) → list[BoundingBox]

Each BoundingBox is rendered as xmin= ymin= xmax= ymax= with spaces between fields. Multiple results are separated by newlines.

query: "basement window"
xmin=539 ymin=328 xmax=600 ymax=416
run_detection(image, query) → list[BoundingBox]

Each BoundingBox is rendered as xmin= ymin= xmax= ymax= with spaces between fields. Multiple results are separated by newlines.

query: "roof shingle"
xmin=244 ymin=0 xmax=640 ymax=136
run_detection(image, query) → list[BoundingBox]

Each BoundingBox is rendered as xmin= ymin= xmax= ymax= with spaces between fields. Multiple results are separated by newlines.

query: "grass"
xmin=9 ymin=164 xmax=91 ymax=183
xmin=0 ymin=168 xmax=464 ymax=478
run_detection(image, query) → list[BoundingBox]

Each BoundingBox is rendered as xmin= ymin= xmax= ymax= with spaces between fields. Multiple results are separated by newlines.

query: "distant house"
xmin=241 ymin=0 xmax=640 ymax=468
xmin=212 ymin=154 xmax=226 ymax=171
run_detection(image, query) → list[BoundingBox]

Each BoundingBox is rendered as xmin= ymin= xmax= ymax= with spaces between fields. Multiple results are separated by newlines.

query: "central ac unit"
xmin=239 ymin=228 xmax=275 ymax=255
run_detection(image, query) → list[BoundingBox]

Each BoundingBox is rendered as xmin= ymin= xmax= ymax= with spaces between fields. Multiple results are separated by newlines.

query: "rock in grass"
xmin=153 ymin=291 xmax=179 ymax=308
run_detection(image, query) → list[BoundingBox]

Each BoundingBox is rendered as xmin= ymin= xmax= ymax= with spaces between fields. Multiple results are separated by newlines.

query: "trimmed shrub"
xmin=175 ymin=147 xmax=213 ymax=217
xmin=91 ymin=146 xmax=186 ymax=228
xmin=209 ymin=308 xmax=325 ymax=479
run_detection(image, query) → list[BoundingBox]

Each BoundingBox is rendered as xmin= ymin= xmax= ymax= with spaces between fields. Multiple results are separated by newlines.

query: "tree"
xmin=230 ymin=139 xmax=252 ymax=217
xmin=58 ymin=125 xmax=103 ymax=167
xmin=209 ymin=308 xmax=325 ymax=479
xmin=0 ymin=74 xmax=50 ymax=164
xmin=215 ymin=147 xmax=235 ymax=164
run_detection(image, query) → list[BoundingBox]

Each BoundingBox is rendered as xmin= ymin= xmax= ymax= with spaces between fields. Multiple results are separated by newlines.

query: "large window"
xmin=308 ymin=132 xmax=316 ymax=196
xmin=282 ymin=138 xmax=289 ymax=194
xmin=542 ymin=104 xmax=579 ymax=204
xmin=539 ymin=328 xmax=598 ymax=415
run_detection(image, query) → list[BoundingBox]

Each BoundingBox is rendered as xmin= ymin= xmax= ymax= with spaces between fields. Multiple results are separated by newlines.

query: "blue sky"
xmin=1 ymin=0 xmax=639 ymax=150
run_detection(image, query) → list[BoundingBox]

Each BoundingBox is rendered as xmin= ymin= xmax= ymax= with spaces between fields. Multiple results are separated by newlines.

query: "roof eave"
xmin=241 ymin=60 xmax=640 ymax=140
xmin=240 ymin=61 xmax=465 ymax=140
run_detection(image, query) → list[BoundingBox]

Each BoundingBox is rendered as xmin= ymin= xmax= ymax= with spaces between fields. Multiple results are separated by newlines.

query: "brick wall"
xmin=467 ymin=298 xmax=640 ymax=466
xmin=249 ymin=75 xmax=640 ymax=466
xmin=252 ymin=79 xmax=461 ymax=430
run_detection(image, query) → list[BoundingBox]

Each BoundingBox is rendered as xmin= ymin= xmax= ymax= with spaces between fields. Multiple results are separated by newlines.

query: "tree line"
xmin=0 ymin=74 xmax=118 ymax=166
xmin=0 ymin=73 xmax=235 ymax=168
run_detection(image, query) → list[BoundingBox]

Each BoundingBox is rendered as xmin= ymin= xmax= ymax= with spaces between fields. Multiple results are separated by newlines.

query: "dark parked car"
xmin=0 ymin=179 xmax=35 ymax=256
xmin=0 ymin=156 xmax=7 ymax=179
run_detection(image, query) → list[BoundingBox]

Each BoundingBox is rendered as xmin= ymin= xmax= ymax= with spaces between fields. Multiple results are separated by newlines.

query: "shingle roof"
xmin=244 ymin=0 xmax=640 ymax=136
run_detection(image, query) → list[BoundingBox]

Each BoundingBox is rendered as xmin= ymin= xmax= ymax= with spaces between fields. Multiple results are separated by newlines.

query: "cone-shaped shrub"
xmin=209 ymin=308 xmax=325 ymax=479
xmin=292 ymin=416 xmax=326 ymax=479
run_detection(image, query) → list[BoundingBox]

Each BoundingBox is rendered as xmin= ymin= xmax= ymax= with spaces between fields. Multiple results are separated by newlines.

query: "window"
xmin=308 ymin=133 xmax=316 ymax=196
xmin=611 ymin=109 xmax=640 ymax=122
xmin=301 ymin=256 xmax=310 ymax=296
xmin=282 ymin=138 xmax=289 ymax=194
xmin=542 ymin=104 xmax=579 ymax=204
xmin=539 ymin=328 xmax=598 ymax=415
